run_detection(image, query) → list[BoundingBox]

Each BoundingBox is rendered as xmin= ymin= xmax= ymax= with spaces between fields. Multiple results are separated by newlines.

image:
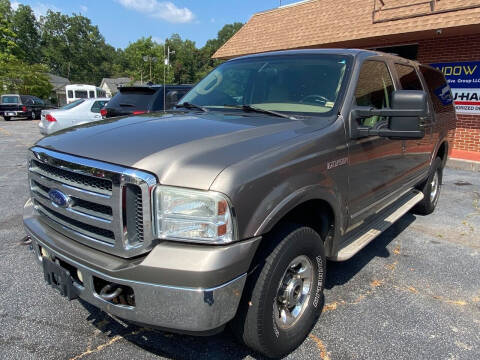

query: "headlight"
xmin=153 ymin=186 xmax=234 ymax=244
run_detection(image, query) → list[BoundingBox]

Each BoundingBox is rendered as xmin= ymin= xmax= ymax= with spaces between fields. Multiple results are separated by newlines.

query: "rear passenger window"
xmin=395 ymin=64 xmax=423 ymax=90
xmin=419 ymin=65 xmax=453 ymax=113
xmin=89 ymin=91 xmax=95 ymax=98
xmin=355 ymin=61 xmax=394 ymax=127
xmin=91 ymin=101 xmax=108 ymax=113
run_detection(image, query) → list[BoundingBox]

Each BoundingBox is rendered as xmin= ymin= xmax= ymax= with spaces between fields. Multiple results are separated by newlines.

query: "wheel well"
xmin=271 ymin=199 xmax=335 ymax=243
xmin=436 ymin=142 xmax=448 ymax=167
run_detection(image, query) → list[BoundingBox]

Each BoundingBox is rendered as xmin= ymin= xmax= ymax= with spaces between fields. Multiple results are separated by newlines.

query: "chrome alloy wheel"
xmin=274 ymin=255 xmax=313 ymax=329
xmin=430 ymin=171 xmax=439 ymax=204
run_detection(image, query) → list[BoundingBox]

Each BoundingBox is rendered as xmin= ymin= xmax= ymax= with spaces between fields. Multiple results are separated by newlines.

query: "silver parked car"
xmin=39 ymin=98 xmax=109 ymax=135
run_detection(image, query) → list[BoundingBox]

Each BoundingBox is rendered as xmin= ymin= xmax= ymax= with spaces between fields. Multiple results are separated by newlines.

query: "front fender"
xmin=252 ymin=184 xmax=345 ymax=256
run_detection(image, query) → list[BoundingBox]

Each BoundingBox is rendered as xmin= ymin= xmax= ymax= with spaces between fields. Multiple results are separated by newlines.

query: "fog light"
xmin=40 ymin=247 xmax=49 ymax=259
xmin=77 ymin=270 xmax=84 ymax=284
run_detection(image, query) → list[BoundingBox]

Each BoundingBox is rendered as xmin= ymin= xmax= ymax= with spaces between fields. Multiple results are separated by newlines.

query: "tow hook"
xmin=99 ymin=284 xmax=123 ymax=301
xmin=20 ymin=235 xmax=32 ymax=250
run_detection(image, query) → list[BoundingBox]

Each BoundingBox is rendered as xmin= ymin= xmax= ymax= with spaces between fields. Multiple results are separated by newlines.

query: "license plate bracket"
xmin=42 ymin=257 xmax=79 ymax=300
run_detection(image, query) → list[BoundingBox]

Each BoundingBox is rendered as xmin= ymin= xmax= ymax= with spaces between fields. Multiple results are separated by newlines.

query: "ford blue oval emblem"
xmin=48 ymin=189 xmax=71 ymax=208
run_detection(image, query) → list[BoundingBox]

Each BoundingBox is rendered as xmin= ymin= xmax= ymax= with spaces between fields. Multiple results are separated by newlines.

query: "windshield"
xmin=61 ymin=99 xmax=85 ymax=110
xmin=1 ymin=95 xmax=19 ymax=104
xmin=180 ymin=54 xmax=351 ymax=116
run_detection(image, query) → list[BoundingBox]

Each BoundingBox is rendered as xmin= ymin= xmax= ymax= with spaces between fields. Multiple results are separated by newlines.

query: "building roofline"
xmin=254 ymin=0 xmax=319 ymax=16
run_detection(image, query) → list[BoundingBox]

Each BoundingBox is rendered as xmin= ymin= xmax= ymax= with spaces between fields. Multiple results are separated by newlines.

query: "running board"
xmin=331 ymin=190 xmax=424 ymax=261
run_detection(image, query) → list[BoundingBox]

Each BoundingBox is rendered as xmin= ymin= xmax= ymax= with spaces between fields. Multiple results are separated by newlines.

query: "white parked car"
xmin=39 ymin=98 xmax=109 ymax=135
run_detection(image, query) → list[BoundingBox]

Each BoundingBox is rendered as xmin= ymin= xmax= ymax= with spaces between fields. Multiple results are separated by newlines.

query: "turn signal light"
xmin=45 ymin=114 xmax=56 ymax=122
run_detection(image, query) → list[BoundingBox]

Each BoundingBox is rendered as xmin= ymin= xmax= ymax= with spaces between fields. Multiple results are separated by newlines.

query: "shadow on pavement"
xmin=80 ymin=300 xmax=264 ymax=360
xmin=325 ymin=212 xmax=416 ymax=290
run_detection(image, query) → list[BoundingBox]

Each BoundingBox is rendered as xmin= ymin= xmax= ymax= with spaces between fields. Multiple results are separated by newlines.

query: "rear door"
xmin=347 ymin=59 xmax=404 ymax=223
xmin=393 ymin=62 xmax=433 ymax=180
xmin=419 ymin=65 xmax=455 ymax=157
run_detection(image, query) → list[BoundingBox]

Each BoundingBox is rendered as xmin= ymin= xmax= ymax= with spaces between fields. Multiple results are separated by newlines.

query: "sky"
xmin=10 ymin=0 xmax=301 ymax=49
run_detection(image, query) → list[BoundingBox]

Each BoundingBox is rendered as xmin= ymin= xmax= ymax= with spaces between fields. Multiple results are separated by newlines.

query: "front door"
xmin=347 ymin=59 xmax=404 ymax=224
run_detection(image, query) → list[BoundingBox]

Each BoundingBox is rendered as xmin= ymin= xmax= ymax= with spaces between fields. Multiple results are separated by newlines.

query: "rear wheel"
xmin=413 ymin=157 xmax=443 ymax=215
xmin=231 ymin=224 xmax=326 ymax=358
xmin=29 ymin=111 xmax=35 ymax=120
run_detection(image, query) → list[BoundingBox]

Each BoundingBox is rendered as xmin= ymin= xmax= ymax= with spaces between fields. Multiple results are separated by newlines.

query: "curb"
xmin=446 ymin=158 xmax=480 ymax=172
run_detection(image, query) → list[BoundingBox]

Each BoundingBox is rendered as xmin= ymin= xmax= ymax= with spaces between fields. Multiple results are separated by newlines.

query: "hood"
xmin=36 ymin=112 xmax=319 ymax=189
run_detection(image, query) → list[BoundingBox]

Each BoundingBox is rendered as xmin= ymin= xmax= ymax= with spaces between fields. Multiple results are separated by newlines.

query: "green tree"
xmin=165 ymin=34 xmax=199 ymax=84
xmin=11 ymin=4 xmax=41 ymax=63
xmin=0 ymin=57 xmax=52 ymax=98
xmin=196 ymin=22 xmax=243 ymax=81
xmin=123 ymin=37 xmax=173 ymax=84
xmin=0 ymin=0 xmax=17 ymax=59
xmin=40 ymin=11 xmax=118 ymax=85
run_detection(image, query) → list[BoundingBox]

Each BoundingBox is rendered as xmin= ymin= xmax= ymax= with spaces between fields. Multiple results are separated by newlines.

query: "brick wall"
xmin=418 ymin=34 xmax=480 ymax=153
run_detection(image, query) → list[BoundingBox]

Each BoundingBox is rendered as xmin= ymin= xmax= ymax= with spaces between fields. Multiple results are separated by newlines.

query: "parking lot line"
xmin=0 ymin=126 xmax=11 ymax=136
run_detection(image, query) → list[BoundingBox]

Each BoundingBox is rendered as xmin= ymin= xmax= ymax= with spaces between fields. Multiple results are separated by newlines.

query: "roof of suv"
xmin=231 ymin=48 xmax=422 ymax=66
xmin=118 ymin=84 xmax=193 ymax=92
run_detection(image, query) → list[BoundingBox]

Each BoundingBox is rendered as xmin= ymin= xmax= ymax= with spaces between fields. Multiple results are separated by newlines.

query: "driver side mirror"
xmin=350 ymin=90 xmax=428 ymax=140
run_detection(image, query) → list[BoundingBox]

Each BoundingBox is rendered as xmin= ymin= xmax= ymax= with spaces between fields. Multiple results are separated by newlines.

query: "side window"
xmin=75 ymin=91 xmax=88 ymax=99
xmin=177 ymin=90 xmax=187 ymax=102
xmin=89 ymin=90 xmax=95 ymax=98
xmin=355 ymin=60 xmax=394 ymax=127
xmin=67 ymin=90 xmax=73 ymax=98
xmin=91 ymin=101 xmax=108 ymax=113
xmin=165 ymin=90 xmax=181 ymax=109
xmin=395 ymin=64 xmax=423 ymax=90
xmin=419 ymin=65 xmax=453 ymax=114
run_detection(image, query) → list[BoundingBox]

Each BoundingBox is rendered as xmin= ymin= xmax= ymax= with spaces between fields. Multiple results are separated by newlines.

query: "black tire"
xmin=29 ymin=111 xmax=35 ymax=120
xmin=413 ymin=157 xmax=443 ymax=215
xmin=231 ymin=224 xmax=326 ymax=358
xmin=3 ymin=116 xmax=11 ymax=121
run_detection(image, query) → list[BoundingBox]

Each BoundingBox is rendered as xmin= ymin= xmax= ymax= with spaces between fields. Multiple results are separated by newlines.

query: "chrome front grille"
xmin=28 ymin=147 xmax=157 ymax=258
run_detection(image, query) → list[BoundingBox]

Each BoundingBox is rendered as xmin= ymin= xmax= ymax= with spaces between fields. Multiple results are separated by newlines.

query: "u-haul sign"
xmin=431 ymin=61 xmax=480 ymax=115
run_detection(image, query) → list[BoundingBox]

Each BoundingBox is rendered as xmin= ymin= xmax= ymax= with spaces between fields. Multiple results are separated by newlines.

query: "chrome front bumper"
xmin=24 ymin=199 xmax=252 ymax=333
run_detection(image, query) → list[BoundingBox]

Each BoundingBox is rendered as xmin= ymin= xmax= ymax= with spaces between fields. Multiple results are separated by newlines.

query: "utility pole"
xmin=163 ymin=45 xmax=175 ymax=112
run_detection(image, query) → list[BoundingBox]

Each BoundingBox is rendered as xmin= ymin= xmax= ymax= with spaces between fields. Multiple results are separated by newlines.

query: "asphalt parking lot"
xmin=0 ymin=118 xmax=479 ymax=360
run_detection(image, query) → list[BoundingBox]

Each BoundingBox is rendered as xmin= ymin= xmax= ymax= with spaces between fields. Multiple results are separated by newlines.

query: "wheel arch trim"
xmin=253 ymin=185 xmax=344 ymax=255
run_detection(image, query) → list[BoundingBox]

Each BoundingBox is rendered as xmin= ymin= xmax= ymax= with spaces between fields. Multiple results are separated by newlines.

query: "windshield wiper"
xmin=223 ymin=104 xmax=296 ymax=120
xmin=175 ymin=102 xmax=208 ymax=112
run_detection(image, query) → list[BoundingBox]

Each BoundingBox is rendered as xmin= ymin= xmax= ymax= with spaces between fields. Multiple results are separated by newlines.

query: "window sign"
xmin=431 ymin=61 xmax=480 ymax=115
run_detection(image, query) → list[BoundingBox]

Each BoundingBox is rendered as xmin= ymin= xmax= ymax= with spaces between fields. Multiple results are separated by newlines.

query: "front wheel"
xmin=413 ymin=157 xmax=443 ymax=215
xmin=231 ymin=224 xmax=326 ymax=358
